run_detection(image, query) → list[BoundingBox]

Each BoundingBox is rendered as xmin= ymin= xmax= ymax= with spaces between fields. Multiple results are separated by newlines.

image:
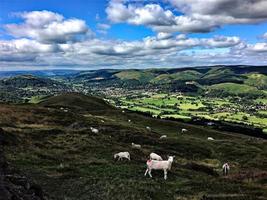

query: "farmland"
xmin=114 ymin=93 xmax=267 ymax=132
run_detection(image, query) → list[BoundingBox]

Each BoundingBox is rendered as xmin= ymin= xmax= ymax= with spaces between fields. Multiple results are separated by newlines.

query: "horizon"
xmin=1 ymin=64 xmax=267 ymax=73
xmin=1 ymin=0 xmax=267 ymax=70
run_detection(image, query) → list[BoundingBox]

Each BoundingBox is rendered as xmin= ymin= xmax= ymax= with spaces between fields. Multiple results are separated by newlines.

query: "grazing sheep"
xmin=149 ymin=153 xmax=163 ymax=161
xmin=131 ymin=142 xmax=141 ymax=149
xmin=90 ymin=127 xmax=99 ymax=134
xmin=122 ymin=110 xmax=125 ymax=113
xmin=144 ymin=156 xmax=175 ymax=180
xmin=160 ymin=135 xmax=167 ymax=139
xmin=128 ymin=119 xmax=131 ymax=122
xmin=114 ymin=152 xmax=130 ymax=161
xmin=146 ymin=126 xmax=151 ymax=131
xmin=101 ymin=120 xmax=105 ymax=123
xmin=222 ymin=163 xmax=230 ymax=176
xmin=207 ymin=137 xmax=214 ymax=141
xmin=181 ymin=128 xmax=188 ymax=133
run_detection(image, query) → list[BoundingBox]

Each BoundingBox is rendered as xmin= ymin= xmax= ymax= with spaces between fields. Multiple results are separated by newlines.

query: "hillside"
xmin=0 ymin=93 xmax=266 ymax=200
xmin=0 ymin=75 xmax=72 ymax=103
xmin=207 ymin=83 xmax=265 ymax=98
xmin=39 ymin=93 xmax=113 ymax=112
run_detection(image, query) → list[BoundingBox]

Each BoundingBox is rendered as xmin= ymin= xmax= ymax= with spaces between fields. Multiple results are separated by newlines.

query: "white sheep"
xmin=149 ymin=153 xmax=163 ymax=161
xmin=128 ymin=119 xmax=131 ymax=122
xmin=146 ymin=126 xmax=151 ymax=131
xmin=181 ymin=128 xmax=188 ymax=133
xmin=160 ymin=135 xmax=167 ymax=139
xmin=90 ymin=127 xmax=99 ymax=133
xmin=114 ymin=152 xmax=130 ymax=161
xmin=207 ymin=137 xmax=214 ymax=141
xmin=122 ymin=110 xmax=125 ymax=113
xmin=144 ymin=156 xmax=175 ymax=180
xmin=131 ymin=142 xmax=141 ymax=149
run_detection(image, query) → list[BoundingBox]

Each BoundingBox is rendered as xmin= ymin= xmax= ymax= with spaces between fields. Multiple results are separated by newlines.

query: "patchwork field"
xmin=115 ymin=93 xmax=267 ymax=132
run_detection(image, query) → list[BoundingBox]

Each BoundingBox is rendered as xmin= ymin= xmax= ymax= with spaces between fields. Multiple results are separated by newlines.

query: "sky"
xmin=0 ymin=0 xmax=267 ymax=70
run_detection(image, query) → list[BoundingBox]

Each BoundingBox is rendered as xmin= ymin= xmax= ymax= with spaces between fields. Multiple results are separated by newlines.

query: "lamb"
xmin=90 ymin=127 xmax=99 ymax=133
xmin=131 ymin=142 xmax=141 ymax=149
xmin=146 ymin=126 xmax=151 ymax=131
xmin=114 ymin=152 xmax=130 ymax=161
xmin=207 ymin=137 xmax=214 ymax=141
xmin=181 ymin=128 xmax=188 ymax=133
xmin=149 ymin=153 xmax=163 ymax=161
xmin=160 ymin=135 xmax=167 ymax=139
xmin=144 ymin=156 xmax=175 ymax=180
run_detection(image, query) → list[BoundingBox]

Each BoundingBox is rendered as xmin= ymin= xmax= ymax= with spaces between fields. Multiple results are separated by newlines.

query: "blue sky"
xmin=0 ymin=0 xmax=267 ymax=70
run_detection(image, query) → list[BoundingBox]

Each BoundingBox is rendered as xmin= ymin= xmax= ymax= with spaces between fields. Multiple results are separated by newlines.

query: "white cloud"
xmin=106 ymin=0 xmax=267 ymax=33
xmin=6 ymin=10 xmax=90 ymax=43
xmin=1 ymin=9 xmax=267 ymax=70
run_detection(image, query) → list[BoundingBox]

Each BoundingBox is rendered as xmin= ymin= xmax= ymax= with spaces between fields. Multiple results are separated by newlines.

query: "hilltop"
xmin=0 ymin=93 xmax=266 ymax=200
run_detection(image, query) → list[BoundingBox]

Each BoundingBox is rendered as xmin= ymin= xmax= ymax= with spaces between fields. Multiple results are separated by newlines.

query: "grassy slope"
xmin=208 ymin=83 xmax=264 ymax=96
xmin=150 ymin=70 xmax=202 ymax=84
xmin=244 ymin=73 xmax=267 ymax=90
xmin=1 ymin=93 xmax=267 ymax=200
xmin=114 ymin=70 xmax=154 ymax=83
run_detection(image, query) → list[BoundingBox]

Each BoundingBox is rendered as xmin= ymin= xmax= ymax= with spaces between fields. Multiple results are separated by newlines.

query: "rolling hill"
xmin=0 ymin=93 xmax=266 ymax=200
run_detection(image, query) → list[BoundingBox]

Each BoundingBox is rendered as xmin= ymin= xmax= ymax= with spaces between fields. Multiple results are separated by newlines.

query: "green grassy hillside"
xmin=1 ymin=93 xmax=266 ymax=200
xmin=244 ymin=73 xmax=267 ymax=90
xmin=207 ymin=83 xmax=265 ymax=97
xmin=114 ymin=70 xmax=154 ymax=83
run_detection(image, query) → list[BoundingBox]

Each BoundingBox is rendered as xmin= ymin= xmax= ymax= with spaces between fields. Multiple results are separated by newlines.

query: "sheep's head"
xmin=167 ymin=156 xmax=175 ymax=162
xmin=114 ymin=154 xmax=118 ymax=159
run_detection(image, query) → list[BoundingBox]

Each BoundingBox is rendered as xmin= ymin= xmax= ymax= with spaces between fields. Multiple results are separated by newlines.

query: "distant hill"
xmin=207 ymin=82 xmax=265 ymax=98
xmin=1 ymin=65 xmax=267 ymax=102
xmin=0 ymin=74 xmax=62 ymax=88
xmin=0 ymin=75 xmax=72 ymax=103
xmin=39 ymin=93 xmax=113 ymax=112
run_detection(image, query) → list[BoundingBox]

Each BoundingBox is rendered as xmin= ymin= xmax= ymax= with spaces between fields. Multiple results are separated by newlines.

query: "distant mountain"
xmin=0 ymin=69 xmax=80 ymax=78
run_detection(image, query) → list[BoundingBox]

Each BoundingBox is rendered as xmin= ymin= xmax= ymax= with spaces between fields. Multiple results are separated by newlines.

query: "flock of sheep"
xmin=90 ymin=119 xmax=228 ymax=180
xmin=114 ymin=125 xmax=224 ymax=179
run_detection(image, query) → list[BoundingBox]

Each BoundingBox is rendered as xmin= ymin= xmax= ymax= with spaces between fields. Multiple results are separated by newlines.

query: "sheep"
xmin=144 ymin=156 xmax=175 ymax=180
xmin=222 ymin=163 xmax=230 ymax=176
xmin=101 ymin=120 xmax=105 ymax=123
xmin=160 ymin=135 xmax=167 ymax=139
xmin=207 ymin=137 xmax=214 ymax=141
xmin=131 ymin=142 xmax=141 ymax=149
xmin=146 ymin=126 xmax=151 ymax=131
xmin=128 ymin=119 xmax=131 ymax=122
xmin=114 ymin=152 xmax=130 ymax=161
xmin=122 ymin=110 xmax=125 ymax=113
xmin=181 ymin=128 xmax=188 ymax=133
xmin=90 ymin=127 xmax=99 ymax=134
xmin=149 ymin=153 xmax=163 ymax=161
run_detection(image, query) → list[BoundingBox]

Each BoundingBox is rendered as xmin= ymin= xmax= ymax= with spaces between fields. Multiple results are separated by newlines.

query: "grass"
xmin=2 ymin=93 xmax=267 ymax=200
xmin=208 ymin=83 xmax=263 ymax=96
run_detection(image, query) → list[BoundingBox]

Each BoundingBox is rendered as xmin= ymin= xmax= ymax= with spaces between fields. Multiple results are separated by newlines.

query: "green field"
xmin=116 ymin=93 xmax=267 ymax=130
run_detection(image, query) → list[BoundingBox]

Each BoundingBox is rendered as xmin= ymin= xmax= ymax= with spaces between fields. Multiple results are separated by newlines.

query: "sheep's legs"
xmin=164 ymin=170 xmax=167 ymax=180
xmin=144 ymin=169 xmax=148 ymax=176
xmin=148 ymin=169 xmax=152 ymax=178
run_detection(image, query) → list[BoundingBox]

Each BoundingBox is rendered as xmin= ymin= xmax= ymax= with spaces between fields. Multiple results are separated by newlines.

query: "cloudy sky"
xmin=1 ymin=0 xmax=267 ymax=70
